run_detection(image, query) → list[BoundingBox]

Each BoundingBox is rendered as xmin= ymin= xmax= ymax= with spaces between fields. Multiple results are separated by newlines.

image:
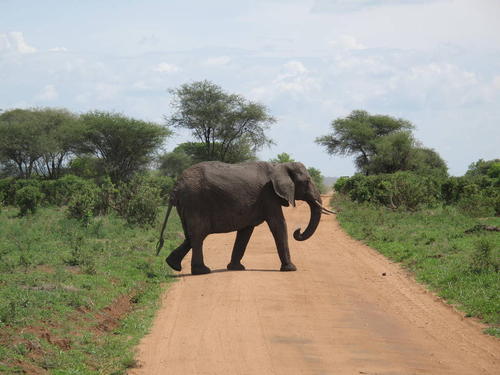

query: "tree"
xmin=166 ymin=81 xmax=275 ymax=163
xmin=158 ymin=149 xmax=193 ymax=178
xmin=0 ymin=109 xmax=45 ymax=178
xmin=79 ymin=111 xmax=171 ymax=182
xmin=316 ymin=110 xmax=446 ymax=176
xmin=34 ymin=108 xmax=82 ymax=179
xmin=465 ymin=159 xmax=500 ymax=178
xmin=270 ymin=152 xmax=295 ymax=163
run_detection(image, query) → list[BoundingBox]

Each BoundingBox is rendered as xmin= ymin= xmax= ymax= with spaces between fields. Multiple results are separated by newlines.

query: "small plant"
xmin=15 ymin=185 xmax=43 ymax=215
xmin=469 ymin=238 xmax=498 ymax=274
xmin=67 ymin=183 xmax=99 ymax=225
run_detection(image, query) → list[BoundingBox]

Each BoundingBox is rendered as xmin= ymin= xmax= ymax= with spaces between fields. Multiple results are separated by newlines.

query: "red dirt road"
xmin=130 ymin=199 xmax=499 ymax=375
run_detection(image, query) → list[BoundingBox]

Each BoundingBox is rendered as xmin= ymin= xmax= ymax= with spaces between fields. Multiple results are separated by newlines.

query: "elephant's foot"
xmin=191 ymin=264 xmax=211 ymax=275
xmin=280 ymin=263 xmax=297 ymax=272
xmin=227 ymin=262 xmax=246 ymax=271
xmin=166 ymin=254 xmax=182 ymax=271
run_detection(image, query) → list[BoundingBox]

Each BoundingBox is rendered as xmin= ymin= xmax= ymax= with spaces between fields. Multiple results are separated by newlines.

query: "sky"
xmin=1 ymin=0 xmax=499 ymax=177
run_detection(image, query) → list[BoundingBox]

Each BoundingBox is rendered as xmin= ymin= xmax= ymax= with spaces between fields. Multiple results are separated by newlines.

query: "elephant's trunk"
xmin=293 ymin=200 xmax=322 ymax=241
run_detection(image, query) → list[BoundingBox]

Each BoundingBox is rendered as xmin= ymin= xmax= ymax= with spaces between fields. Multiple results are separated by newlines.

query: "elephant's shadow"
xmin=170 ymin=268 xmax=280 ymax=278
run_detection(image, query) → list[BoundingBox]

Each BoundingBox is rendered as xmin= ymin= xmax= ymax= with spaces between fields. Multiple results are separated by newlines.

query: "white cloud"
xmin=312 ymin=0 xmax=442 ymax=13
xmin=203 ymin=56 xmax=231 ymax=66
xmin=35 ymin=84 xmax=58 ymax=101
xmin=492 ymin=75 xmax=500 ymax=90
xmin=329 ymin=35 xmax=366 ymax=50
xmin=250 ymin=60 xmax=320 ymax=100
xmin=154 ymin=62 xmax=180 ymax=73
xmin=49 ymin=47 xmax=68 ymax=52
xmin=0 ymin=31 xmax=36 ymax=54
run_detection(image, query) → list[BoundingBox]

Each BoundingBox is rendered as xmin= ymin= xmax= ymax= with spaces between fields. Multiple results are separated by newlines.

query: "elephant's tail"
xmin=155 ymin=201 xmax=173 ymax=256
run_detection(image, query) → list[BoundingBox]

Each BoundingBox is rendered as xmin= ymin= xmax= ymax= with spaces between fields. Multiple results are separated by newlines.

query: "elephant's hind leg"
xmin=166 ymin=239 xmax=191 ymax=271
xmin=191 ymin=237 xmax=211 ymax=275
xmin=227 ymin=226 xmax=254 ymax=271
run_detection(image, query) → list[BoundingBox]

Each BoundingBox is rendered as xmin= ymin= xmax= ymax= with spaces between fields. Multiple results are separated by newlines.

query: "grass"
xmin=331 ymin=194 xmax=500 ymax=337
xmin=0 ymin=205 xmax=182 ymax=374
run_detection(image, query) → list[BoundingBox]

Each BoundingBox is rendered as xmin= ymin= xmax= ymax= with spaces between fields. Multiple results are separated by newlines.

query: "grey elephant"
xmin=155 ymin=161 xmax=334 ymax=275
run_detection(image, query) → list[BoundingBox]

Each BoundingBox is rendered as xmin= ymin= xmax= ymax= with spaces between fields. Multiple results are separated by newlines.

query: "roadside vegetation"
xmin=321 ymin=112 xmax=499 ymax=336
xmin=0 ymin=204 xmax=182 ymax=374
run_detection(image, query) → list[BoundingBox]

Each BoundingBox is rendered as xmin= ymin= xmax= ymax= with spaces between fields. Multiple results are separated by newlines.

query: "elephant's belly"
xmin=208 ymin=208 xmax=265 ymax=234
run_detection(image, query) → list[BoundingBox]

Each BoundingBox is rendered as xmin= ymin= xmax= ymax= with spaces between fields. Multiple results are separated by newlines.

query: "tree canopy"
xmin=79 ymin=111 xmax=171 ymax=182
xmin=0 ymin=108 xmax=81 ymax=178
xmin=316 ymin=110 xmax=447 ymax=176
xmin=166 ymin=80 xmax=275 ymax=163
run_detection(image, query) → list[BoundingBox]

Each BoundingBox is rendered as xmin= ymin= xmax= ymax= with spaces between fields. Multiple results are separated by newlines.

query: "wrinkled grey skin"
xmin=156 ymin=161 xmax=325 ymax=275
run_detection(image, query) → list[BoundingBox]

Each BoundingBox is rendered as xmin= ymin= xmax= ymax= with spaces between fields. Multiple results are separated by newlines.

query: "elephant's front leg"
xmin=227 ymin=226 xmax=254 ymax=271
xmin=266 ymin=211 xmax=297 ymax=272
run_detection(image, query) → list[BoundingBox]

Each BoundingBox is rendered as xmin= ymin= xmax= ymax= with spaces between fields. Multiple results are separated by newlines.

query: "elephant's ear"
xmin=271 ymin=165 xmax=295 ymax=207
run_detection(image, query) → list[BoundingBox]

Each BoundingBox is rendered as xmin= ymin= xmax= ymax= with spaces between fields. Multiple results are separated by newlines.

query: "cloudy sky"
xmin=1 ymin=0 xmax=499 ymax=176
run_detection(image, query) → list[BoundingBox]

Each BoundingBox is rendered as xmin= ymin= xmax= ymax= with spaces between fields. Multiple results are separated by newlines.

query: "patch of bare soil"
xmin=130 ymin=198 xmax=500 ymax=375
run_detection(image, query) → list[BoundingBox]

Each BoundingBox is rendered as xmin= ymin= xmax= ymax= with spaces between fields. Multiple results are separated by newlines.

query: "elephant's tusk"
xmin=314 ymin=200 xmax=336 ymax=215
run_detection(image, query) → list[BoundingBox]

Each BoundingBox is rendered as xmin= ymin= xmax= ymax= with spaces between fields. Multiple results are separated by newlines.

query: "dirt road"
xmin=130 ymin=199 xmax=499 ymax=375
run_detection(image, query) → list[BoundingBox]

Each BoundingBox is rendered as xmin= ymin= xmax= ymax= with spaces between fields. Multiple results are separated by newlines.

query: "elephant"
xmin=155 ymin=161 xmax=334 ymax=275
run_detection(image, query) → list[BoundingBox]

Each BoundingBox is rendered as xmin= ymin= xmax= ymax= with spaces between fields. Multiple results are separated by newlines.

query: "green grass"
xmin=0 ymin=205 xmax=182 ymax=374
xmin=331 ymin=194 xmax=500 ymax=336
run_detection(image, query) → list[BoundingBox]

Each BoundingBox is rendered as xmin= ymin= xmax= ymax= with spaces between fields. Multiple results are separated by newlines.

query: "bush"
xmin=115 ymin=175 xmax=162 ymax=227
xmin=335 ymin=172 xmax=442 ymax=210
xmin=469 ymin=238 xmax=499 ymax=273
xmin=0 ymin=177 xmax=16 ymax=205
xmin=41 ymin=174 xmax=92 ymax=206
xmin=66 ymin=182 xmax=99 ymax=225
xmin=333 ymin=176 xmax=350 ymax=194
xmin=94 ymin=177 xmax=117 ymax=215
xmin=15 ymin=185 xmax=44 ymax=215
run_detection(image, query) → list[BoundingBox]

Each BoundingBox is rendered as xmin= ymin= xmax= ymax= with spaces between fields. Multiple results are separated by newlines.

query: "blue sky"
xmin=1 ymin=0 xmax=499 ymax=176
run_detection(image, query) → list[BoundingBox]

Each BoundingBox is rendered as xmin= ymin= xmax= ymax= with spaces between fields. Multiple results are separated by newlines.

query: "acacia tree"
xmin=34 ymin=108 xmax=82 ymax=179
xmin=316 ymin=110 xmax=446 ymax=176
xmin=0 ymin=109 xmax=45 ymax=178
xmin=79 ymin=111 xmax=171 ymax=182
xmin=166 ymin=81 xmax=275 ymax=162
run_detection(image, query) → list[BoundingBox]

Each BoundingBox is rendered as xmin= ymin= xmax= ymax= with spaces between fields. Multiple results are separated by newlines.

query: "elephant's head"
xmin=271 ymin=162 xmax=331 ymax=241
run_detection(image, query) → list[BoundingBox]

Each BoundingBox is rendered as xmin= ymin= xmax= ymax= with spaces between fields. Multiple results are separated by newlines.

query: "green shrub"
xmin=95 ymin=176 xmax=118 ymax=215
xmin=115 ymin=175 xmax=162 ymax=227
xmin=42 ymin=174 xmax=92 ymax=206
xmin=123 ymin=183 xmax=161 ymax=227
xmin=333 ymin=176 xmax=350 ymax=194
xmin=469 ymin=238 xmax=499 ymax=273
xmin=0 ymin=177 xmax=16 ymax=205
xmin=66 ymin=182 xmax=99 ymax=225
xmin=336 ymin=172 xmax=441 ymax=210
xmin=15 ymin=185 xmax=44 ymax=215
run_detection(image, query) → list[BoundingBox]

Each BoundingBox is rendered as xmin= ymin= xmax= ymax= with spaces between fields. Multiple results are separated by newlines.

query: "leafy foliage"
xmin=316 ymin=110 xmax=447 ymax=176
xmin=66 ymin=181 xmax=99 ymax=225
xmin=114 ymin=175 xmax=163 ymax=227
xmin=270 ymin=152 xmax=295 ymax=163
xmin=15 ymin=185 xmax=43 ymax=216
xmin=167 ymin=80 xmax=275 ymax=163
xmin=79 ymin=111 xmax=171 ymax=182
